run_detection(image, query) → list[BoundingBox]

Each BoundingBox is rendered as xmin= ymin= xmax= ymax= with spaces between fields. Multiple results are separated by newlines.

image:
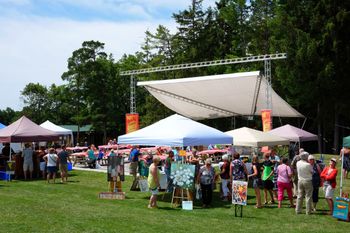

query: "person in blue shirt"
xmin=87 ymin=145 xmax=96 ymax=169
xmin=129 ymin=146 xmax=140 ymax=180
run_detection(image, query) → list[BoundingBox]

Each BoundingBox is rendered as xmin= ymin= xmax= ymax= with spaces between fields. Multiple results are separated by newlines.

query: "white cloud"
xmin=0 ymin=16 xmax=176 ymax=110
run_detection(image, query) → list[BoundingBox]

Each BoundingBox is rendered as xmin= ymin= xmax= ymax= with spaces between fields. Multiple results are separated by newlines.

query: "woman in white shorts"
xmin=320 ymin=158 xmax=338 ymax=215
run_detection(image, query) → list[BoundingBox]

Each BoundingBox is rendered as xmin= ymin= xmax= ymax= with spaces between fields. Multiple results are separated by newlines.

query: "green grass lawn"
xmin=1 ymin=154 xmax=349 ymax=233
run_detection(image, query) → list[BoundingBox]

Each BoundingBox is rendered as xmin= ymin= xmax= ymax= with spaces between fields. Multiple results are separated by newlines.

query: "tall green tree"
xmin=62 ymin=40 xmax=107 ymax=142
xmin=0 ymin=108 xmax=17 ymax=125
xmin=21 ymin=83 xmax=50 ymax=123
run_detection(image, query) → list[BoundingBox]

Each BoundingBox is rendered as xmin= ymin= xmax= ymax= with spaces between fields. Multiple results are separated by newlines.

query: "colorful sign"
xmin=261 ymin=109 xmax=272 ymax=132
xmin=232 ymin=180 xmax=248 ymax=205
xmin=6 ymin=161 xmax=15 ymax=175
xmin=333 ymin=197 xmax=350 ymax=221
xmin=170 ymin=163 xmax=195 ymax=189
xmin=179 ymin=150 xmax=187 ymax=157
xmin=125 ymin=113 xmax=139 ymax=134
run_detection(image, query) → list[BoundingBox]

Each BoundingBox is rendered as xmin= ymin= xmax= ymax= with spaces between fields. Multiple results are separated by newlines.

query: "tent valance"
xmin=118 ymin=114 xmax=233 ymax=147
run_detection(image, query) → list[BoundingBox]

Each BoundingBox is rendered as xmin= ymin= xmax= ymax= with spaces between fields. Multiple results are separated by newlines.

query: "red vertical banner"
xmin=261 ymin=109 xmax=272 ymax=132
xmin=125 ymin=113 xmax=139 ymax=134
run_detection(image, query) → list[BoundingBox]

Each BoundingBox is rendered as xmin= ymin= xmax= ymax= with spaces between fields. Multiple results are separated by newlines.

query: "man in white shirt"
xmin=296 ymin=151 xmax=313 ymax=215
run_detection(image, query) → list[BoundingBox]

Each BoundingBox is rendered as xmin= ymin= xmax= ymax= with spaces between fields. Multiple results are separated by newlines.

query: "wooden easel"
xmin=171 ymin=187 xmax=191 ymax=207
xmin=130 ymin=177 xmax=140 ymax=191
xmin=109 ymin=176 xmax=122 ymax=192
xmin=234 ymin=204 xmax=243 ymax=217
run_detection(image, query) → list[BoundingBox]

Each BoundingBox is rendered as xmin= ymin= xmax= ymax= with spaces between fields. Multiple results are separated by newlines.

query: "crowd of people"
xmin=126 ymin=146 xmax=340 ymax=215
xmin=1 ymin=141 xmax=345 ymax=215
xmin=1 ymin=143 xmax=72 ymax=183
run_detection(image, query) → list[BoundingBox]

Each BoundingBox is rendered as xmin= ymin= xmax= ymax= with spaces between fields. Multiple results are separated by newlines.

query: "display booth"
xmin=118 ymin=114 xmax=233 ymax=208
xmin=0 ymin=116 xmax=59 ymax=180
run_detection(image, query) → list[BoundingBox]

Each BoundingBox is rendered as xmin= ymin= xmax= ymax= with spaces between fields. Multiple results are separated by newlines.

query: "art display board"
xmin=6 ymin=161 xmax=15 ymax=175
xmin=232 ymin=180 xmax=248 ymax=206
xmin=333 ymin=197 xmax=350 ymax=221
xmin=170 ymin=163 xmax=195 ymax=189
xmin=107 ymin=156 xmax=125 ymax=182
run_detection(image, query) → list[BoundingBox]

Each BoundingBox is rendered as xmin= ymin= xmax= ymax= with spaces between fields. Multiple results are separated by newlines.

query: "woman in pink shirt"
xmin=276 ymin=158 xmax=295 ymax=208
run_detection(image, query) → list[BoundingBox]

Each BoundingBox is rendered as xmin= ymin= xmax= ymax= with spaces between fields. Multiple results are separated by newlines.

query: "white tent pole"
xmin=340 ymin=147 xmax=344 ymax=197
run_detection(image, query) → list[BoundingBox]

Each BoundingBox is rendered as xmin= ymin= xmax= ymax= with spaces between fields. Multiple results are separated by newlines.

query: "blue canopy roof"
xmin=118 ymin=114 xmax=233 ymax=147
xmin=0 ymin=122 xmax=6 ymax=129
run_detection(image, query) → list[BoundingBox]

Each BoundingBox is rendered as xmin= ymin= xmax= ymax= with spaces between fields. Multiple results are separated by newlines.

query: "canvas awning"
xmin=0 ymin=116 xmax=59 ymax=143
xmin=268 ymin=124 xmax=318 ymax=142
xmin=138 ymin=71 xmax=303 ymax=120
xmin=118 ymin=114 xmax=233 ymax=147
xmin=225 ymin=127 xmax=290 ymax=147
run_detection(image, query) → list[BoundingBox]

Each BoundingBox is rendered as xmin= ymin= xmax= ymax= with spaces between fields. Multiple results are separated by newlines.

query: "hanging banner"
xmin=261 ymin=109 xmax=272 ymax=132
xmin=125 ymin=113 xmax=139 ymax=134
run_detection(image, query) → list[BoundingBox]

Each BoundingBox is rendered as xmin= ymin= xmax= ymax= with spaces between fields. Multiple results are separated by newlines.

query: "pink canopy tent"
xmin=0 ymin=116 xmax=59 ymax=143
xmin=268 ymin=124 xmax=318 ymax=142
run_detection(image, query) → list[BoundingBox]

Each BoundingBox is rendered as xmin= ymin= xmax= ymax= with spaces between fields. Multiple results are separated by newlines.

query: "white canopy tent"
xmin=138 ymin=71 xmax=303 ymax=120
xmin=225 ymin=127 xmax=290 ymax=147
xmin=40 ymin=120 xmax=73 ymax=144
xmin=118 ymin=114 xmax=233 ymax=147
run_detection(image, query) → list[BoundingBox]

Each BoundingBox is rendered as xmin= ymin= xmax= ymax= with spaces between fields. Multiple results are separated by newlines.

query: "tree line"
xmin=0 ymin=0 xmax=349 ymax=153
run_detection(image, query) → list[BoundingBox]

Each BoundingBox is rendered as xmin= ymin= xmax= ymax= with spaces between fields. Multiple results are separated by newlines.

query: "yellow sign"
xmin=125 ymin=113 xmax=139 ymax=134
xmin=179 ymin=150 xmax=187 ymax=157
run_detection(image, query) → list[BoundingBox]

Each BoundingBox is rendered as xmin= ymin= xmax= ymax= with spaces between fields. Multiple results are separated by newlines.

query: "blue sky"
xmin=0 ymin=0 xmax=215 ymax=111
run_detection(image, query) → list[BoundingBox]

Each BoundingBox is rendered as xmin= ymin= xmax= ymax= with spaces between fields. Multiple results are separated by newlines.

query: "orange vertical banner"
xmin=261 ymin=109 xmax=272 ymax=132
xmin=125 ymin=113 xmax=139 ymax=134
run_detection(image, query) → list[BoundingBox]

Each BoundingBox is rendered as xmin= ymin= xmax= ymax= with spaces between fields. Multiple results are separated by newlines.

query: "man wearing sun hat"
xmin=296 ymin=151 xmax=313 ymax=215
xmin=320 ymin=158 xmax=338 ymax=215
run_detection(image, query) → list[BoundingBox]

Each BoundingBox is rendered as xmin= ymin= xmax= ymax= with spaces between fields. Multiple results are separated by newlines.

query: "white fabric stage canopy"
xmin=118 ymin=114 xmax=233 ymax=147
xmin=138 ymin=71 xmax=303 ymax=120
xmin=225 ymin=127 xmax=289 ymax=147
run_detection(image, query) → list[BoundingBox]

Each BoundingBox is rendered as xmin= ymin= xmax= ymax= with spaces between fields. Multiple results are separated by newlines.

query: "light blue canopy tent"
xmin=118 ymin=114 xmax=233 ymax=147
xmin=0 ymin=122 xmax=5 ymax=129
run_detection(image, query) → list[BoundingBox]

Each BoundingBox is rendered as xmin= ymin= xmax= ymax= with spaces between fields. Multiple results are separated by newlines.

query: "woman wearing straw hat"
xmin=320 ymin=158 xmax=338 ymax=215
